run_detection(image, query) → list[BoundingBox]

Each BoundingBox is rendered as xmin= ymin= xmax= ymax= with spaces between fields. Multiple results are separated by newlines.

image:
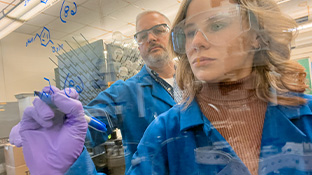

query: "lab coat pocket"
xmin=258 ymin=142 xmax=312 ymax=174
xmin=194 ymin=147 xmax=250 ymax=175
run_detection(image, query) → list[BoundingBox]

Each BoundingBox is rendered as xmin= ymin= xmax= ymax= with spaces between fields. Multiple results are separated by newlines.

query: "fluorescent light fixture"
xmin=287 ymin=22 xmax=312 ymax=32
xmin=0 ymin=0 xmax=60 ymax=40
xmin=6 ymin=0 xmax=42 ymax=19
xmin=297 ymin=23 xmax=312 ymax=31
xmin=0 ymin=18 xmax=14 ymax=31
xmin=276 ymin=0 xmax=291 ymax=4
xmin=20 ymin=3 xmax=51 ymax=20
xmin=0 ymin=21 xmax=24 ymax=39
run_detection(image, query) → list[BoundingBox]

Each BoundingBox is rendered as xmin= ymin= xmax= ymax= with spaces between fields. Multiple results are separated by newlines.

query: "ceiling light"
xmin=287 ymin=22 xmax=312 ymax=32
xmin=276 ymin=0 xmax=291 ymax=4
xmin=0 ymin=0 xmax=60 ymax=40
xmin=297 ymin=23 xmax=312 ymax=31
xmin=0 ymin=21 xmax=24 ymax=39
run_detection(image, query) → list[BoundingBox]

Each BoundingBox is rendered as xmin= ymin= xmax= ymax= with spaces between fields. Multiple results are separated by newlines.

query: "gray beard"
xmin=144 ymin=51 xmax=170 ymax=68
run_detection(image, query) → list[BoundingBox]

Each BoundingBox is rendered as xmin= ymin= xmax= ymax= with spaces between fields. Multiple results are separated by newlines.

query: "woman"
xmin=128 ymin=0 xmax=312 ymax=174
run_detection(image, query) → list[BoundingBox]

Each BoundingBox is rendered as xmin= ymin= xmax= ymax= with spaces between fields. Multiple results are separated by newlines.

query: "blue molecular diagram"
xmin=34 ymin=27 xmax=54 ymax=47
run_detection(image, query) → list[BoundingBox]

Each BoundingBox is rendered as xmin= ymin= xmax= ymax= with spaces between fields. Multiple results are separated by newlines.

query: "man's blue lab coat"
xmin=65 ymin=94 xmax=312 ymax=175
xmin=82 ymin=64 xmax=175 ymax=172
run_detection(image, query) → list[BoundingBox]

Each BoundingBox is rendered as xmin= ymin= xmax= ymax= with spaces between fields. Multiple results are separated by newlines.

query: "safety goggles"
xmin=134 ymin=23 xmax=170 ymax=45
xmin=172 ymin=4 xmax=252 ymax=54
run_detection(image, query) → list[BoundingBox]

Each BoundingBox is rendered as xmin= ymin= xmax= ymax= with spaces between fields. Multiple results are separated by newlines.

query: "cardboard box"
xmin=4 ymin=144 xmax=26 ymax=167
xmin=6 ymin=165 xmax=30 ymax=175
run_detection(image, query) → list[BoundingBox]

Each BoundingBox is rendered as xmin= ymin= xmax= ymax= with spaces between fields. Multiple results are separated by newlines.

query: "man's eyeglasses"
xmin=134 ymin=24 xmax=170 ymax=45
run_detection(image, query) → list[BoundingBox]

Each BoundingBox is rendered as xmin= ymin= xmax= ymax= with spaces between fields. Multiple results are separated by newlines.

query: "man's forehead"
xmin=136 ymin=13 xmax=168 ymax=31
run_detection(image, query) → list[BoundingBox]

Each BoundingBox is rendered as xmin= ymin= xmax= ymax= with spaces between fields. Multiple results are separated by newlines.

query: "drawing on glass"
xmin=60 ymin=0 xmax=77 ymax=23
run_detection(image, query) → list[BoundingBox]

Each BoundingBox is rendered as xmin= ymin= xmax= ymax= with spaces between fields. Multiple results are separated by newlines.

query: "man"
xmin=9 ymin=11 xmax=180 ymax=175
xmin=84 ymin=10 xmax=178 ymax=171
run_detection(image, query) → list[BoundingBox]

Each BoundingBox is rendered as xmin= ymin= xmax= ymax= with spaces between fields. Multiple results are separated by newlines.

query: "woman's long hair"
xmin=170 ymin=0 xmax=308 ymax=107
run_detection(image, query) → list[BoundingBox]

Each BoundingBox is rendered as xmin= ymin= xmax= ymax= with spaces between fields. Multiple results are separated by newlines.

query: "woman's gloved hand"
xmin=9 ymin=86 xmax=87 ymax=175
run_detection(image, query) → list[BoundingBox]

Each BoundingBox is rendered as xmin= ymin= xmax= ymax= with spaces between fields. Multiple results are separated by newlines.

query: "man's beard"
xmin=144 ymin=49 xmax=170 ymax=68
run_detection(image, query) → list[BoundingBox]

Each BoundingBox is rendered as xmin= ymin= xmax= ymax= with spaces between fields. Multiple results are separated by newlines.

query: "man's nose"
xmin=147 ymin=31 xmax=157 ymax=43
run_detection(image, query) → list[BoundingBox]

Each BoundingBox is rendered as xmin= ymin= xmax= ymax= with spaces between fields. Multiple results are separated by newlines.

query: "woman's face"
xmin=185 ymin=0 xmax=258 ymax=83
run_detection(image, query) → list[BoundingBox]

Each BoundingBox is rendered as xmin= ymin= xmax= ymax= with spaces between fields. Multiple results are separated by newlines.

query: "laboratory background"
xmin=0 ymin=0 xmax=311 ymax=175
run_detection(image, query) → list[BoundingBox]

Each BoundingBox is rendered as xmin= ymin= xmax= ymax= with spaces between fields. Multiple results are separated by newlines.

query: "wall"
xmin=0 ymin=32 xmax=67 ymax=102
xmin=0 ymin=102 xmax=20 ymax=138
xmin=0 ymin=40 xmax=6 ymax=102
xmin=291 ymin=29 xmax=312 ymax=60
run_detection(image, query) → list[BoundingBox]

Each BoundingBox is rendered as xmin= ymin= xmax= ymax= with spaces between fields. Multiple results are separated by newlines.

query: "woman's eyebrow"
xmin=185 ymin=23 xmax=195 ymax=29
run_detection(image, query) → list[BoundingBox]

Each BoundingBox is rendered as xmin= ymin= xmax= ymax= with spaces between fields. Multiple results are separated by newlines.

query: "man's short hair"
xmin=136 ymin=11 xmax=171 ymax=31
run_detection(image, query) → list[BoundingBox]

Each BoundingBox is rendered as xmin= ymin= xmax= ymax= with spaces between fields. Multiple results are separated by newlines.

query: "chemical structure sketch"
xmin=26 ymin=37 xmax=34 ymax=47
xmin=60 ymin=0 xmax=77 ymax=23
xmin=34 ymin=27 xmax=54 ymax=47
xmin=52 ymin=44 xmax=64 ymax=53
xmin=64 ymin=73 xmax=84 ymax=97
xmin=26 ymin=27 xmax=63 ymax=53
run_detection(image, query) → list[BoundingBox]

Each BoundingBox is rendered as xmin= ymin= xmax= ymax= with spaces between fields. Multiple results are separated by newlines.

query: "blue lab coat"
xmin=82 ymin=65 xmax=176 ymax=172
xmin=65 ymin=93 xmax=312 ymax=175
xmin=127 ymin=94 xmax=312 ymax=175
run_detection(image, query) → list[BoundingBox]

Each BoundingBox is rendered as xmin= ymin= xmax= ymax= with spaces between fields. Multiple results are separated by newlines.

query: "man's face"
xmin=136 ymin=13 xmax=171 ymax=68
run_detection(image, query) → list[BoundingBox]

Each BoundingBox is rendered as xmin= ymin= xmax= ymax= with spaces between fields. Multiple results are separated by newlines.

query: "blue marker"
xmin=34 ymin=91 xmax=107 ymax=132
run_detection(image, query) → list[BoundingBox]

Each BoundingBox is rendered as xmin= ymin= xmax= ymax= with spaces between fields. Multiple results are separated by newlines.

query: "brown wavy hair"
xmin=170 ymin=0 xmax=308 ymax=107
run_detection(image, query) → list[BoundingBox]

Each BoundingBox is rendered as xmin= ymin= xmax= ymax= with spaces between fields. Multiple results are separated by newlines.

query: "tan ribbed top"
xmin=196 ymin=73 xmax=267 ymax=175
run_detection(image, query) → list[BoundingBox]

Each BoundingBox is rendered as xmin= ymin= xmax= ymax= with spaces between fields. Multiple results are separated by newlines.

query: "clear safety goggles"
xmin=134 ymin=23 xmax=170 ymax=45
xmin=172 ymin=4 xmax=253 ymax=54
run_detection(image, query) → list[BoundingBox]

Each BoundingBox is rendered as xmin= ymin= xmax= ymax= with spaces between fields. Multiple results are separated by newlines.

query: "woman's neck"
xmin=197 ymin=72 xmax=257 ymax=103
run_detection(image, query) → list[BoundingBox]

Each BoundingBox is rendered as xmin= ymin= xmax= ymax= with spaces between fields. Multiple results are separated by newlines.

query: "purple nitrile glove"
xmin=9 ymin=86 xmax=87 ymax=175
xmin=9 ymin=123 xmax=22 ymax=147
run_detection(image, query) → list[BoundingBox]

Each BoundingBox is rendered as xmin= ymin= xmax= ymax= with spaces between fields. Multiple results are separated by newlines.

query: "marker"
xmin=34 ymin=91 xmax=107 ymax=132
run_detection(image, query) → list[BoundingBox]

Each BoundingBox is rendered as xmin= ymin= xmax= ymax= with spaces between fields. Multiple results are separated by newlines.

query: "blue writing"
xmin=52 ymin=44 xmax=64 ymax=53
xmin=44 ymin=77 xmax=54 ymax=94
xmin=35 ymin=76 xmax=83 ymax=99
xmin=64 ymin=73 xmax=84 ymax=97
xmin=25 ymin=0 xmax=48 ymax=6
xmin=60 ymin=0 xmax=77 ymax=23
xmin=76 ymin=76 xmax=84 ymax=93
xmin=41 ymin=0 xmax=48 ymax=4
xmin=64 ymin=5 xmax=69 ymax=18
xmin=34 ymin=27 xmax=54 ymax=47
xmin=24 ymin=0 xmax=31 ymax=6
xmin=34 ymin=77 xmax=54 ymax=98
xmin=26 ymin=27 xmax=63 ymax=53
xmin=71 ymin=2 xmax=77 ymax=16
xmin=26 ymin=37 xmax=34 ymax=47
